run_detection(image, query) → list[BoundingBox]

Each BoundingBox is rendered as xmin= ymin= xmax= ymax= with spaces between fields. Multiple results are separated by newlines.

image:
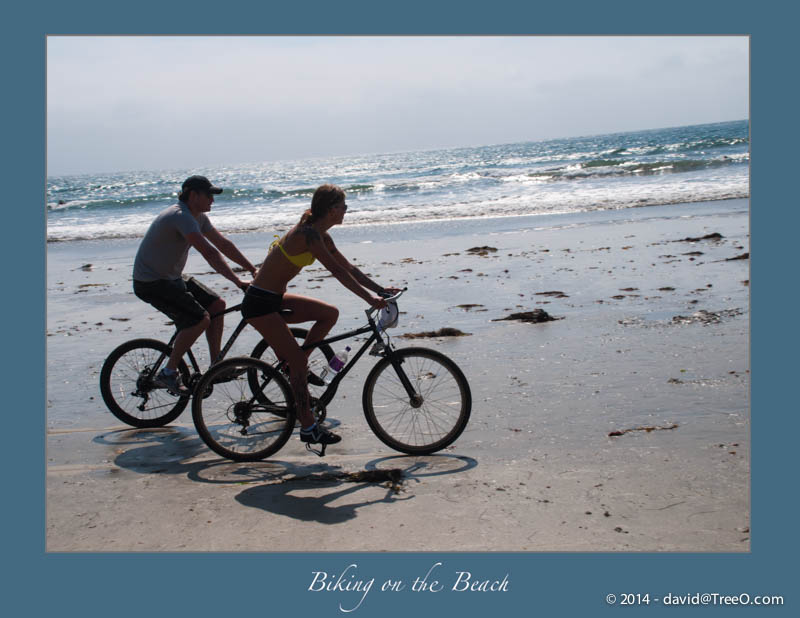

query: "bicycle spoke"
xmin=100 ymin=339 xmax=190 ymax=428
xmin=193 ymin=358 xmax=295 ymax=461
xmin=364 ymin=349 xmax=470 ymax=452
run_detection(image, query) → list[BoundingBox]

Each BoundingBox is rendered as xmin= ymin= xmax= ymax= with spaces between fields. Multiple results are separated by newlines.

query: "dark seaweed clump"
xmin=400 ymin=327 xmax=471 ymax=339
xmin=492 ymin=309 xmax=560 ymax=324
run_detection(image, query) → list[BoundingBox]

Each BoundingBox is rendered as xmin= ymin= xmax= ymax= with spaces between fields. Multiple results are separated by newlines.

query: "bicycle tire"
xmin=192 ymin=356 xmax=296 ymax=461
xmin=99 ymin=338 xmax=191 ymax=428
xmin=249 ymin=328 xmax=334 ymax=423
xmin=362 ymin=347 xmax=471 ymax=455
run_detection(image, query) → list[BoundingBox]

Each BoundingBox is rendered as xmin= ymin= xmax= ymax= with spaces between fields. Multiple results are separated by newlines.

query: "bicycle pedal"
xmin=305 ymin=443 xmax=327 ymax=457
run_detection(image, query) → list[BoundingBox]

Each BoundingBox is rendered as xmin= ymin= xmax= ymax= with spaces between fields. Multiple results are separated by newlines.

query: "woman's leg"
xmin=247 ymin=313 xmax=315 ymax=428
xmin=280 ymin=294 xmax=339 ymax=353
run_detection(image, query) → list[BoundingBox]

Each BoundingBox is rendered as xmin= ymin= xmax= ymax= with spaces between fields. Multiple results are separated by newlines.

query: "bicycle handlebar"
xmin=380 ymin=288 xmax=406 ymax=301
xmin=366 ymin=287 xmax=406 ymax=318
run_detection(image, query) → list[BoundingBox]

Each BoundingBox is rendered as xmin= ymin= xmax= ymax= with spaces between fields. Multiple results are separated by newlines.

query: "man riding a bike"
xmin=132 ymin=175 xmax=256 ymax=396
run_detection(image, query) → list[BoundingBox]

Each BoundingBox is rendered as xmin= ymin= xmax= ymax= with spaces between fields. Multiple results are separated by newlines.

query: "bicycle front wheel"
xmin=362 ymin=347 xmax=471 ymax=455
xmin=192 ymin=357 xmax=296 ymax=461
xmin=99 ymin=338 xmax=190 ymax=428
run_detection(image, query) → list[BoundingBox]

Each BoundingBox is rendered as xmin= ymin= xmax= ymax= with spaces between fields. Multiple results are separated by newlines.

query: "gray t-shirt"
xmin=133 ymin=202 xmax=212 ymax=282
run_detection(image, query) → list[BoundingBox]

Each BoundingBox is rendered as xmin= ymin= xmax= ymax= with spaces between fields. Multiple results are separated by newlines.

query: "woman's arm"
xmin=324 ymin=236 xmax=384 ymax=293
xmin=322 ymin=234 xmax=401 ymax=295
xmin=307 ymin=232 xmax=386 ymax=307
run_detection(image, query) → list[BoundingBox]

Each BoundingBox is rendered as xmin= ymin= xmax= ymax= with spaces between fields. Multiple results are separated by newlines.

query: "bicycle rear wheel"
xmin=99 ymin=338 xmax=190 ymax=428
xmin=362 ymin=347 xmax=471 ymax=455
xmin=192 ymin=357 xmax=296 ymax=461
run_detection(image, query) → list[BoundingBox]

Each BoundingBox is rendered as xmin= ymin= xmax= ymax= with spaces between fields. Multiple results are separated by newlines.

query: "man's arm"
xmin=185 ymin=232 xmax=249 ymax=290
xmin=203 ymin=226 xmax=258 ymax=277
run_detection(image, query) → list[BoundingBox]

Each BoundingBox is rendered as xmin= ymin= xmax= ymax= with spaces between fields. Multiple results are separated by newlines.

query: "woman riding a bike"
xmin=242 ymin=184 xmax=397 ymax=449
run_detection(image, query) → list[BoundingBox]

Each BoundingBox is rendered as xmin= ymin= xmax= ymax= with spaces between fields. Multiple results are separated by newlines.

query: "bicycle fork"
xmin=387 ymin=355 xmax=424 ymax=407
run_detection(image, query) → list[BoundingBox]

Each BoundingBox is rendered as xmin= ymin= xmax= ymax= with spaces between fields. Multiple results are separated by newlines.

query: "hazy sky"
xmin=47 ymin=36 xmax=748 ymax=176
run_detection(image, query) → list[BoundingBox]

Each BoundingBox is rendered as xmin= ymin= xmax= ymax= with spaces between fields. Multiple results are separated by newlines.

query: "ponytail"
xmin=299 ymin=208 xmax=314 ymax=226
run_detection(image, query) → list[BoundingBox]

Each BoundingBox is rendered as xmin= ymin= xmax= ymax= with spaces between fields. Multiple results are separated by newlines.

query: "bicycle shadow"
xmin=93 ymin=426 xmax=209 ymax=474
xmin=94 ymin=425 xmax=478 ymax=526
xmin=363 ymin=453 xmax=479 ymax=482
xmin=92 ymin=417 xmax=343 ymax=475
xmin=233 ymin=470 xmax=408 ymax=524
xmin=232 ymin=453 xmax=478 ymax=524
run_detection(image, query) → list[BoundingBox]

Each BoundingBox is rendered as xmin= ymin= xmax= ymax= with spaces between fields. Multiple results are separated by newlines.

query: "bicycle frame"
xmin=152 ymin=289 xmax=415 ymax=405
xmin=159 ymin=303 xmax=249 ymax=376
xmin=296 ymin=304 xmax=419 ymax=410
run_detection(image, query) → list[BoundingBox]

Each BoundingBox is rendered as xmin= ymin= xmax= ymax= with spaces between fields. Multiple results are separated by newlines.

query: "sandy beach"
xmin=46 ymin=198 xmax=749 ymax=552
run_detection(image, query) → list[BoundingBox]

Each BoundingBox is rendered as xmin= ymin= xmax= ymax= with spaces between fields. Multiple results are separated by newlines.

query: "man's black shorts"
xmin=133 ymin=275 xmax=220 ymax=331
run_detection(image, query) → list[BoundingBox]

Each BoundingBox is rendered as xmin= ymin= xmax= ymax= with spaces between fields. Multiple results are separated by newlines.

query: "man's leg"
xmin=205 ymin=298 xmax=226 ymax=364
xmin=134 ymin=278 xmax=212 ymax=374
xmin=166 ymin=313 xmax=210 ymax=371
xmin=184 ymin=277 xmax=225 ymax=365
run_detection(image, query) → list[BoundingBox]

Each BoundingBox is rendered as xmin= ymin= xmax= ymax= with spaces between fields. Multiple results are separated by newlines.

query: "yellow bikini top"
xmin=270 ymin=235 xmax=316 ymax=268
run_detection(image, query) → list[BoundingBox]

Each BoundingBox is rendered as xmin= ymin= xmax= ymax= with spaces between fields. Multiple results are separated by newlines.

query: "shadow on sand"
xmin=94 ymin=425 xmax=478 ymax=524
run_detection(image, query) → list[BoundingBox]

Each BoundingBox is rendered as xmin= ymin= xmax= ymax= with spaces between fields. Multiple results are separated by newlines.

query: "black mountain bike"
xmin=99 ymin=302 xmax=318 ymax=429
xmin=190 ymin=289 xmax=472 ymax=461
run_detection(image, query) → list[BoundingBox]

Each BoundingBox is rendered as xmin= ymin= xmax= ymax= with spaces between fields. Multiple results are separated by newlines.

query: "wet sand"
xmin=46 ymin=199 xmax=750 ymax=551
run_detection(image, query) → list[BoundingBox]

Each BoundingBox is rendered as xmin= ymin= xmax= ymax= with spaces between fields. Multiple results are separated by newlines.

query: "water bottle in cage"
xmin=319 ymin=346 xmax=351 ymax=384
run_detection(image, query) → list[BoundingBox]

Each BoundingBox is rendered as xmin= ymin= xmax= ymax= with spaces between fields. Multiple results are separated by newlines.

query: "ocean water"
xmin=46 ymin=120 xmax=749 ymax=243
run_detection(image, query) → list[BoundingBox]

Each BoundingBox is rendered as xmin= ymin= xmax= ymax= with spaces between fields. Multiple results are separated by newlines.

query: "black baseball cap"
xmin=181 ymin=175 xmax=223 ymax=195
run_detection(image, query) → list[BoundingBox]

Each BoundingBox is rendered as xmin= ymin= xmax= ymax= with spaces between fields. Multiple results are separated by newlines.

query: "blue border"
xmin=15 ymin=1 xmax=795 ymax=615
